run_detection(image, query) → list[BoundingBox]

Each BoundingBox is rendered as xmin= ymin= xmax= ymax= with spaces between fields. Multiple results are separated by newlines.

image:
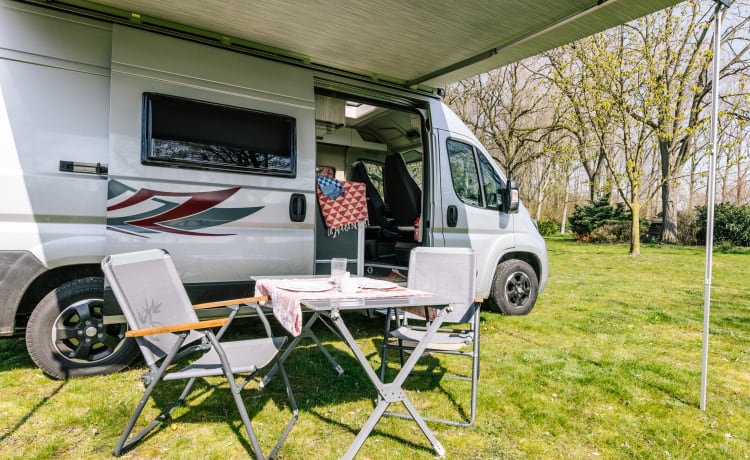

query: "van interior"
xmin=314 ymin=93 xmax=426 ymax=279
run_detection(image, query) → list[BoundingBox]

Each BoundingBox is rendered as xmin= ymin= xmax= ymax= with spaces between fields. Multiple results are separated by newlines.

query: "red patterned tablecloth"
xmin=254 ymin=278 xmax=432 ymax=336
xmin=317 ymin=180 xmax=368 ymax=237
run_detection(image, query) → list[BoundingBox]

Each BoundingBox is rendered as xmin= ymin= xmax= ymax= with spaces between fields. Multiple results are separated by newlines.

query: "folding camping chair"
xmin=379 ymin=246 xmax=480 ymax=427
xmin=102 ymin=249 xmax=297 ymax=459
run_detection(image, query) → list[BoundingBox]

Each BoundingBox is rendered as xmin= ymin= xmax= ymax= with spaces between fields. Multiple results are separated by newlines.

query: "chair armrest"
xmin=192 ymin=296 xmax=269 ymax=310
xmin=192 ymin=295 xmax=268 ymax=341
xmin=125 ymin=318 xmax=228 ymax=337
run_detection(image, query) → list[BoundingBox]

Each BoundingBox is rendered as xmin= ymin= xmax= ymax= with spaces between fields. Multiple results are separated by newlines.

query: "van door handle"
xmin=289 ymin=193 xmax=306 ymax=222
xmin=59 ymin=160 xmax=108 ymax=175
xmin=447 ymin=205 xmax=458 ymax=227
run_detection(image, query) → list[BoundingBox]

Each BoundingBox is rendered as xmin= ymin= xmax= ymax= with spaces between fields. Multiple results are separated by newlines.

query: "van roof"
xmin=37 ymin=0 xmax=683 ymax=91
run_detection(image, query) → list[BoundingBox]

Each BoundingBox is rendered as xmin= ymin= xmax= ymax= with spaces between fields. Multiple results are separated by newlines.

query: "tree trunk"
xmin=661 ymin=180 xmax=678 ymax=244
xmin=687 ymin=155 xmax=697 ymax=211
xmin=535 ymin=187 xmax=544 ymax=220
xmin=660 ymin=140 xmax=678 ymax=243
xmin=630 ymin=204 xmax=641 ymax=256
xmin=738 ymin=138 xmax=747 ymax=204
xmin=720 ymin=160 xmax=729 ymax=203
xmin=734 ymin=156 xmax=745 ymax=205
xmin=561 ymin=184 xmax=570 ymax=234
xmin=588 ymin=147 xmax=607 ymax=202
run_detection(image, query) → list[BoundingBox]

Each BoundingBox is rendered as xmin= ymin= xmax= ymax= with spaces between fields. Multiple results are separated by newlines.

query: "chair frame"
xmin=103 ymin=251 xmax=297 ymax=459
xmin=379 ymin=247 xmax=481 ymax=427
xmin=380 ymin=302 xmax=481 ymax=427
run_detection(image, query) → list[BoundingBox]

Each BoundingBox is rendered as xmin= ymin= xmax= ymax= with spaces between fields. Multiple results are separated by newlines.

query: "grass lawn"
xmin=1 ymin=238 xmax=748 ymax=459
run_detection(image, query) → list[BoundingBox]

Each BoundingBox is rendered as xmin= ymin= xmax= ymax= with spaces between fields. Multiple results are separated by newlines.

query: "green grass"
xmin=1 ymin=239 xmax=749 ymax=459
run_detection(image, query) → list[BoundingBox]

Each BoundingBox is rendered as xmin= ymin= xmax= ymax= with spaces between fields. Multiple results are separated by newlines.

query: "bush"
xmin=590 ymin=223 xmax=632 ymax=243
xmin=677 ymin=210 xmax=700 ymax=246
xmin=537 ymin=220 xmax=559 ymax=236
xmin=568 ymin=194 xmax=632 ymax=243
xmin=696 ymin=203 xmax=750 ymax=247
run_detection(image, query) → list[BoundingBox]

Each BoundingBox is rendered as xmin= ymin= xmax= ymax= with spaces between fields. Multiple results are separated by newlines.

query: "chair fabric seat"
xmin=389 ymin=326 xmax=473 ymax=351
xmin=164 ymin=337 xmax=287 ymax=381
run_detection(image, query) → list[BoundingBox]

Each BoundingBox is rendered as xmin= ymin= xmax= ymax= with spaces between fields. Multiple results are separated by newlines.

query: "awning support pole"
xmin=701 ymin=0 xmax=732 ymax=412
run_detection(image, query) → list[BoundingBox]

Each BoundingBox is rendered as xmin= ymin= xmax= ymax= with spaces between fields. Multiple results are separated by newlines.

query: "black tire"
xmin=488 ymin=259 xmax=539 ymax=315
xmin=25 ymin=277 xmax=139 ymax=379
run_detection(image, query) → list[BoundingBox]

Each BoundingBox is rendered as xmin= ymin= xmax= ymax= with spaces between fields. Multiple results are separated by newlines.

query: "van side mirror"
xmin=501 ymin=180 xmax=520 ymax=213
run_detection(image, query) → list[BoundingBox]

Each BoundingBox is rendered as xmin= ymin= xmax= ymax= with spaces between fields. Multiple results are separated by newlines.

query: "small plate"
xmin=357 ymin=278 xmax=398 ymax=290
xmin=277 ymin=281 xmax=333 ymax=292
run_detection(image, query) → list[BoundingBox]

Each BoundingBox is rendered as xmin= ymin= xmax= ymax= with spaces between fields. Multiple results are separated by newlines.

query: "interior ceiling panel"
xmin=39 ymin=0 xmax=684 ymax=89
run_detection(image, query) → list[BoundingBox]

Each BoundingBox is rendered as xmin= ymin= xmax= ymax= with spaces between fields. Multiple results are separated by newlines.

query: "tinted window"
xmin=142 ymin=93 xmax=296 ymax=176
xmin=478 ymin=153 xmax=504 ymax=209
xmin=447 ymin=139 xmax=481 ymax=206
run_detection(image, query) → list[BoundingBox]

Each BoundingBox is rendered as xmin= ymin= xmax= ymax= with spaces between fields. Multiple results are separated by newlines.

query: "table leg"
xmin=260 ymin=311 xmax=344 ymax=388
xmin=329 ymin=307 xmax=448 ymax=459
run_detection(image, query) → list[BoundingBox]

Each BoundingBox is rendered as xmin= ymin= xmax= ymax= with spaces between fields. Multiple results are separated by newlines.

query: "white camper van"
xmin=0 ymin=0 xmax=548 ymax=379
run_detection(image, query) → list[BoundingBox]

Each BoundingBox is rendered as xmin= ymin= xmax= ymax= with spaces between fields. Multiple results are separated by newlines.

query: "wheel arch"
xmin=16 ymin=264 xmax=104 ymax=320
xmin=24 ymin=274 xmax=138 ymax=379
xmin=499 ymin=251 xmax=542 ymax=285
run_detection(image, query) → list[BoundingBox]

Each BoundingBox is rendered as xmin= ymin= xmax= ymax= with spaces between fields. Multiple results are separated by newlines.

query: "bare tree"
xmin=718 ymin=115 xmax=750 ymax=203
xmin=549 ymin=138 xmax=579 ymax=232
xmin=445 ymin=59 xmax=556 ymax=185
xmin=544 ymin=42 xmax=612 ymax=202
xmin=622 ymin=0 xmax=750 ymax=242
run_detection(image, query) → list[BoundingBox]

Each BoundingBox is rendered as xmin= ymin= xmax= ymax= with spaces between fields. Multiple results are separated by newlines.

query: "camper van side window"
xmin=477 ymin=153 xmax=504 ymax=209
xmin=142 ymin=93 xmax=296 ymax=177
xmin=446 ymin=139 xmax=481 ymax=207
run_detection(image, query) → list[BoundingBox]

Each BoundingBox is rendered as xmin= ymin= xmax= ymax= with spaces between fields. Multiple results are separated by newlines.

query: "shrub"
xmin=677 ymin=210 xmax=700 ymax=246
xmin=568 ymin=194 xmax=631 ymax=243
xmin=696 ymin=203 xmax=750 ymax=247
xmin=642 ymin=219 xmax=661 ymax=244
xmin=590 ymin=223 xmax=631 ymax=243
xmin=537 ymin=220 xmax=559 ymax=236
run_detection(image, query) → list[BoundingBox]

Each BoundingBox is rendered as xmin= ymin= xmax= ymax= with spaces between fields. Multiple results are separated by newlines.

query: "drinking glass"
xmin=330 ymin=258 xmax=347 ymax=286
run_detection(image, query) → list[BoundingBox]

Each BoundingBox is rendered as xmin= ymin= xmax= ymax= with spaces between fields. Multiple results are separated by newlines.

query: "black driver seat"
xmin=351 ymin=161 xmax=389 ymax=228
xmin=383 ymin=153 xmax=421 ymax=228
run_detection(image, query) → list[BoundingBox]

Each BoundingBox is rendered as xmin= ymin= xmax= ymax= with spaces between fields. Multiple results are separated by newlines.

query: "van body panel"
xmin=514 ymin=228 xmax=550 ymax=293
xmin=0 ymin=251 xmax=46 ymax=334
xmin=105 ymin=25 xmax=317 ymax=284
xmin=0 ymin=3 xmax=110 ymax=272
xmin=0 ymin=1 xmax=112 ymax=69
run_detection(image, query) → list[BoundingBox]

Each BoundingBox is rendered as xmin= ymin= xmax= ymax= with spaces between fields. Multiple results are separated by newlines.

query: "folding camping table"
xmin=253 ymin=277 xmax=453 ymax=458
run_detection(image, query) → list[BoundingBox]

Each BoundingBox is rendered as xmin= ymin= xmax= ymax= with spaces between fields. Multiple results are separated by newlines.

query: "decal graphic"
xmin=107 ymin=180 xmax=263 ymax=237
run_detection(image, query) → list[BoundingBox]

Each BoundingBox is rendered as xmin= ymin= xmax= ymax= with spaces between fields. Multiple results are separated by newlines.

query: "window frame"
xmin=476 ymin=150 xmax=505 ymax=210
xmin=141 ymin=92 xmax=297 ymax=177
xmin=446 ymin=138 xmax=482 ymax=207
xmin=446 ymin=137 xmax=504 ymax=209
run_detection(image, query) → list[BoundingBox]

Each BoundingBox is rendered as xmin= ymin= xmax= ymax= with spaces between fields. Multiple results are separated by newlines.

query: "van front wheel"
xmin=25 ymin=277 xmax=139 ymax=380
xmin=488 ymin=260 xmax=538 ymax=315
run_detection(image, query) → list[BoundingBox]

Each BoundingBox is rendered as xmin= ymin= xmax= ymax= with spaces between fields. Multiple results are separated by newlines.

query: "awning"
xmin=31 ymin=0 xmax=684 ymax=90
